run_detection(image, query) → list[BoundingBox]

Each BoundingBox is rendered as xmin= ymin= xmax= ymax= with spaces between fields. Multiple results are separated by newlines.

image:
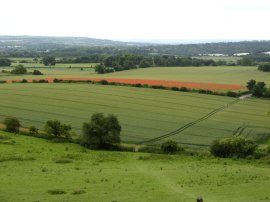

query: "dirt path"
xmin=0 ymin=123 xmax=29 ymax=132
xmin=239 ymin=93 xmax=253 ymax=100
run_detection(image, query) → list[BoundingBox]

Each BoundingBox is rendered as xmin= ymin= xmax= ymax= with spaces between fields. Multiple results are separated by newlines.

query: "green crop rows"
xmin=0 ymin=83 xmax=269 ymax=146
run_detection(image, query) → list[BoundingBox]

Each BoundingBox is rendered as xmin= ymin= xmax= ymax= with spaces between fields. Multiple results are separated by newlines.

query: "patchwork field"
xmin=0 ymin=131 xmax=269 ymax=202
xmin=1 ymin=66 xmax=269 ymax=89
xmin=0 ymin=83 xmax=269 ymax=146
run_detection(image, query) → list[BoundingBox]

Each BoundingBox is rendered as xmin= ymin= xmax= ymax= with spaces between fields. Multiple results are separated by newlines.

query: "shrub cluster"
xmin=10 ymin=65 xmax=27 ymax=74
xmin=258 ymin=63 xmax=270 ymax=72
xmin=3 ymin=117 xmax=21 ymax=133
xmin=161 ymin=140 xmax=183 ymax=154
xmin=246 ymin=79 xmax=270 ymax=98
xmin=210 ymin=137 xmax=257 ymax=158
xmin=81 ymin=113 xmax=121 ymax=149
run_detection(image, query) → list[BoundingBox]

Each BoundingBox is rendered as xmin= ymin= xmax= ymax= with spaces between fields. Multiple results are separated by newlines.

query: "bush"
xmin=45 ymin=120 xmax=72 ymax=138
xmin=0 ymin=58 xmax=11 ymax=67
xmin=47 ymin=189 xmax=66 ymax=195
xmin=179 ymin=87 xmax=190 ymax=92
xmin=226 ymin=91 xmax=238 ymax=97
xmin=171 ymin=86 xmax=179 ymax=91
xmin=258 ymin=63 xmax=270 ymax=72
xmin=3 ymin=117 xmax=21 ymax=133
xmin=29 ymin=126 xmax=39 ymax=136
xmin=210 ymin=137 xmax=257 ymax=158
xmin=99 ymin=80 xmax=109 ymax=85
xmin=81 ymin=113 xmax=121 ymax=149
xmin=37 ymin=79 xmax=48 ymax=83
xmin=11 ymin=65 xmax=27 ymax=74
xmin=32 ymin=70 xmax=43 ymax=75
xmin=21 ymin=79 xmax=28 ymax=83
xmin=161 ymin=140 xmax=179 ymax=154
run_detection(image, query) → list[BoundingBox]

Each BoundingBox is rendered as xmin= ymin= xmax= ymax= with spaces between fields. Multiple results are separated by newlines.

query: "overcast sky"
xmin=1 ymin=0 xmax=270 ymax=42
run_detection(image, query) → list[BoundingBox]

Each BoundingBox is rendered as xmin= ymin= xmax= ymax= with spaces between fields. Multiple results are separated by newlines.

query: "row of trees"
xmin=258 ymin=63 xmax=270 ymax=72
xmin=3 ymin=116 xmax=265 ymax=158
xmin=3 ymin=113 xmax=122 ymax=149
xmin=1 ymin=65 xmax=43 ymax=75
xmin=94 ymin=54 xmax=237 ymax=74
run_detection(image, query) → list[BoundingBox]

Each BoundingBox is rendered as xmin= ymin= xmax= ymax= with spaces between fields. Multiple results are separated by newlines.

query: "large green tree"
xmin=246 ymin=79 xmax=256 ymax=91
xmin=4 ymin=117 xmax=21 ymax=133
xmin=0 ymin=58 xmax=11 ymax=67
xmin=42 ymin=56 xmax=56 ymax=66
xmin=81 ymin=113 xmax=121 ymax=149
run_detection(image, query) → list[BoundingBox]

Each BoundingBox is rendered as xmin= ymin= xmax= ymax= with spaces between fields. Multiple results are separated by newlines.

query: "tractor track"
xmin=139 ymin=99 xmax=241 ymax=144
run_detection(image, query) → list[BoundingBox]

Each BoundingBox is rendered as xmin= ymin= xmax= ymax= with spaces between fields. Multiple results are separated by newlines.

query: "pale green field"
xmin=93 ymin=66 xmax=270 ymax=86
xmin=0 ymin=131 xmax=269 ymax=202
xmin=1 ymin=66 xmax=270 ymax=87
xmin=193 ymin=56 xmax=241 ymax=62
xmin=0 ymin=67 xmax=95 ymax=80
xmin=0 ymin=83 xmax=269 ymax=146
xmin=9 ymin=57 xmax=97 ymax=68
xmin=11 ymin=62 xmax=97 ymax=68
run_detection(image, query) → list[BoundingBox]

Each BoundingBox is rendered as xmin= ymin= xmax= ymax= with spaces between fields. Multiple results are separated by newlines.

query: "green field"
xmin=0 ymin=83 xmax=269 ymax=146
xmin=193 ymin=56 xmax=241 ymax=63
xmin=93 ymin=66 xmax=270 ymax=86
xmin=0 ymin=67 xmax=95 ymax=80
xmin=0 ymin=131 xmax=269 ymax=202
xmin=1 ymin=66 xmax=269 ymax=87
xmin=11 ymin=62 xmax=97 ymax=68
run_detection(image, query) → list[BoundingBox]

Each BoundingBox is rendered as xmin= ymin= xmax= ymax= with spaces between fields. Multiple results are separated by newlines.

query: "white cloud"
xmin=0 ymin=0 xmax=270 ymax=41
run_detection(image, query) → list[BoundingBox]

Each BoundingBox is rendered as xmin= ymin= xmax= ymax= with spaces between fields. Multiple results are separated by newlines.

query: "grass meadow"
xmin=0 ymin=131 xmax=269 ymax=202
xmin=0 ymin=83 xmax=269 ymax=146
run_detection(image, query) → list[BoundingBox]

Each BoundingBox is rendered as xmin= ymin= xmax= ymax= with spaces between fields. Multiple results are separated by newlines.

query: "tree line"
xmin=3 ymin=113 xmax=121 ymax=150
xmin=94 ymin=55 xmax=240 ymax=73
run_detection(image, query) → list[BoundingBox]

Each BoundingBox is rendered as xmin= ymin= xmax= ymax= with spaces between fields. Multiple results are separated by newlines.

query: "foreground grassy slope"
xmin=0 ymin=83 xmax=269 ymax=146
xmin=0 ymin=131 xmax=269 ymax=202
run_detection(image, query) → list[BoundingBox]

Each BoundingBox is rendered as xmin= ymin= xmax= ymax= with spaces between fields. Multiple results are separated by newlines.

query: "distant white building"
xmin=233 ymin=53 xmax=250 ymax=56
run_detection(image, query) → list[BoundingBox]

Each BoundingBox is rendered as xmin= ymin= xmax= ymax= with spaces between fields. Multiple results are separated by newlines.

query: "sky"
xmin=1 ymin=0 xmax=270 ymax=42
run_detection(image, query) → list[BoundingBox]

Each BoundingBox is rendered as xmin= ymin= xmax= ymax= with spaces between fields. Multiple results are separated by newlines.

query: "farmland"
xmin=0 ymin=83 xmax=269 ymax=146
xmin=1 ymin=66 xmax=270 ymax=88
xmin=0 ymin=131 xmax=269 ymax=202
xmin=92 ymin=66 xmax=270 ymax=86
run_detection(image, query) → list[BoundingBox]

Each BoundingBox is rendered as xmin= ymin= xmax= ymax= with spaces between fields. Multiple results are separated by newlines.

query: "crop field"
xmin=1 ymin=66 xmax=269 ymax=87
xmin=0 ymin=131 xmax=269 ymax=202
xmin=1 ymin=66 xmax=270 ymax=91
xmin=92 ymin=66 xmax=270 ymax=86
xmin=0 ymin=83 xmax=269 ymax=146
xmin=0 ymin=67 xmax=95 ymax=80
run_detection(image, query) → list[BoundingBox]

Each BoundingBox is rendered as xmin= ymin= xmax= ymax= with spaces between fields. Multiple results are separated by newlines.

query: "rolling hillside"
xmin=0 ymin=131 xmax=269 ymax=202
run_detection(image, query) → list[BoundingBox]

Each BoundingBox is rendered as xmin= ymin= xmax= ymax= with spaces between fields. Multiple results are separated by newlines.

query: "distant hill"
xmin=0 ymin=35 xmax=270 ymax=56
xmin=0 ymin=35 xmax=148 ymax=51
